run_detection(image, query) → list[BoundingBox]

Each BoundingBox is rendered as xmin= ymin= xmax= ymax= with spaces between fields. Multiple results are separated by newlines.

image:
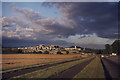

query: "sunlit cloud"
xmin=2 ymin=2 xmax=118 ymax=48
xmin=55 ymin=33 xmax=115 ymax=48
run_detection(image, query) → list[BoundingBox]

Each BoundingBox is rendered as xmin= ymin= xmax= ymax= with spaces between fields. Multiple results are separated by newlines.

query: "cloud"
xmin=2 ymin=8 xmax=55 ymax=40
xmin=2 ymin=2 xmax=118 ymax=48
xmin=2 ymin=7 xmax=78 ymax=40
xmin=2 ymin=36 xmax=73 ymax=47
xmin=55 ymin=33 xmax=115 ymax=49
xmin=43 ymin=2 xmax=118 ymax=39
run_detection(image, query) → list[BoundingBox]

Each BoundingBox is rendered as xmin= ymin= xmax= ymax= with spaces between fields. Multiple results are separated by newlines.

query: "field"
xmin=2 ymin=54 xmax=118 ymax=79
xmin=2 ymin=54 xmax=87 ymax=71
xmin=13 ymin=56 xmax=94 ymax=78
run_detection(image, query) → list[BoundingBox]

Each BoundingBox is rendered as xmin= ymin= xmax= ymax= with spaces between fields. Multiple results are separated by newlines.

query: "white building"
xmin=65 ymin=46 xmax=82 ymax=51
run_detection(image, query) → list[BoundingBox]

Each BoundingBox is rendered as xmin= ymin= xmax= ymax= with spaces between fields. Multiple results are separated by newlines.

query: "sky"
xmin=2 ymin=2 xmax=118 ymax=49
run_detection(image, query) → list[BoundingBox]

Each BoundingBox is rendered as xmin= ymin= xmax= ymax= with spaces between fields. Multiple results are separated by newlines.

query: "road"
xmin=101 ymin=56 xmax=119 ymax=79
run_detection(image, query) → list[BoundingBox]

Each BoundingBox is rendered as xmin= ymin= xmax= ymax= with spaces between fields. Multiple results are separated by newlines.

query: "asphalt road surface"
xmin=101 ymin=56 xmax=119 ymax=79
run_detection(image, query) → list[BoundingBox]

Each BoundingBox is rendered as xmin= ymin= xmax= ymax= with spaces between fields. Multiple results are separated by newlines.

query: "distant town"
xmin=13 ymin=45 xmax=86 ymax=55
xmin=18 ymin=44 xmax=87 ymax=54
xmin=2 ymin=43 xmax=92 ymax=55
xmin=2 ymin=40 xmax=120 ymax=55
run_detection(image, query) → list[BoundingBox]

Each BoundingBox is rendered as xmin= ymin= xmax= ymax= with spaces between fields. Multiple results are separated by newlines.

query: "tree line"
xmin=95 ymin=40 xmax=120 ymax=55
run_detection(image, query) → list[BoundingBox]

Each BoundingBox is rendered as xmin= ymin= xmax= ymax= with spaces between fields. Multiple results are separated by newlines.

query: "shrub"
xmin=33 ymin=51 xmax=37 ymax=53
xmin=73 ymin=52 xmax=77 ymax=54
xmin=66 ymin=51 xmax=69 ymax=54
xmin=17 ymin=49 xmax=23 ymax=53
xmin=38 ymin=51 xmax=42 ymax=54
xmin=57 ymin=51 xmax=63 ymax=54
xmin=43 ymin=51 xmax=49 ymax=54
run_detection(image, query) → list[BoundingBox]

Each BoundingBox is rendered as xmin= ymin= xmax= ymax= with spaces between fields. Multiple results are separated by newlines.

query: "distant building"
xmin=50 ymin=45 xmax=60 ymax=50
xmin=39 ymin=44 xmax=46 ymax=50
xmin=17 ymin=44 xmax=85 ymax=54
xmin=65 ymin=46 xmax=82 ymax=51
xmin=18 ymin=44 xmax=61 ymax=53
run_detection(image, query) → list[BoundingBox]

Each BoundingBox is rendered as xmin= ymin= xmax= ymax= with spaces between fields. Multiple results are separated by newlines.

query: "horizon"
xmin=2 ymin=2 xmax=118 ymax=49
xmin=2 ymin=40 xmax=117 ymax=49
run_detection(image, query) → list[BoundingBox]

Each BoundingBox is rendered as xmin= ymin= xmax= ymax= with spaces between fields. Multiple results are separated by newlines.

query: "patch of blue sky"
xmin=2 ymin=2 xmax=62 ymax=18
xmin=2 ymin=2 xmax=14 ymax=17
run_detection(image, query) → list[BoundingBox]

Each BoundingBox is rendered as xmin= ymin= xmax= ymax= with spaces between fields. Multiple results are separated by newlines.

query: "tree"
xmin=57 ymin=51 xmax=63 ymax=54
xmin=95 ymin=49 xmax=102 ymax=54
xmin=73 ymin=52 xmax=77 ymax=54
xmin=66 ymin=51 xmax=69 ymax=54
xmin=33 ymin=51 xmax=37 ymax=53
xmin=111 ymin=40 xmax=120 ymax=55
xmin=38 ymin=51 xmax=42 ymax=54
xmin=43 ymin=51 xmax=49 ymax=54
xmin=2 ymin=48 xmax=22 ymax=54
xmin=17 ymin=49 xmax=23 ymax=53
xmin=105 ymin=44 xmax=112 ymax=54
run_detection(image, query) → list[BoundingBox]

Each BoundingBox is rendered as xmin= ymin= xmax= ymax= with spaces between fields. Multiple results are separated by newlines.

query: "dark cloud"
xmin=43 ymin=2 xmax=118 ymax=39
xmin=2 ymin=37 xmax=73 ymax=47
xmin=2 ymin=2 xmax=118 ymax=48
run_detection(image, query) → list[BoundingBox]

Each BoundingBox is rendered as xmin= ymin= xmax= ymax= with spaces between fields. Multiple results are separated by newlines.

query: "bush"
xmin=33 ymin=51 xmax=37 ymax=53
xmin=57 ymin=51 xmax=63 ymax=54
xmin=73 ymin=52 xmax=77 ymax=54
xmin=34 ymin=51 xmax=42 ymax=54
xmin=43 ymin=51 xmax=49 ymax=54
xmin=17 ymin=49 xmax=23 ymax=53
xmin=2 ymin=48 xmax=22 ymax=54
xmin=38 ymin=51 xmax=42 ymax=54
xmin=66 ymin=51 xmax=69 ymax=54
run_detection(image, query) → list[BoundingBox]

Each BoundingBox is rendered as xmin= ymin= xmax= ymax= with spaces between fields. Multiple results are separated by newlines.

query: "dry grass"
xmin=73 ymin=56 xmax=105 ymax=78
xmin=2 ymin=54 xmax=87 ymax=70
xmin=13 ymin=56 xmax=93 ymax=78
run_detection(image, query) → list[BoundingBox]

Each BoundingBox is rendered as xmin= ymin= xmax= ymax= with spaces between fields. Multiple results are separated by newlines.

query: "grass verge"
xmin=73 ymin=56 xmax=105 ymax=78
xmin=11 ymin=56 xmax=94 ymax=79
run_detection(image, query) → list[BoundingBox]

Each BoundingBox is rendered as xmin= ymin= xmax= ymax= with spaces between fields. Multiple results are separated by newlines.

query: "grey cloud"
xmin=13 ymin=7 xmax=77 ymax=37
xmin=2 ymin=36 xmax=73 ymax=47
xmin=4 ymin=3 xmax=118 ymax=39
xmin=2 ymin=2 xmax=118 ymax=48
xmin=14 ymin=8 xmax=44 ymax=21
xmin=43 ymin=2 xmax=118 ymax=39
